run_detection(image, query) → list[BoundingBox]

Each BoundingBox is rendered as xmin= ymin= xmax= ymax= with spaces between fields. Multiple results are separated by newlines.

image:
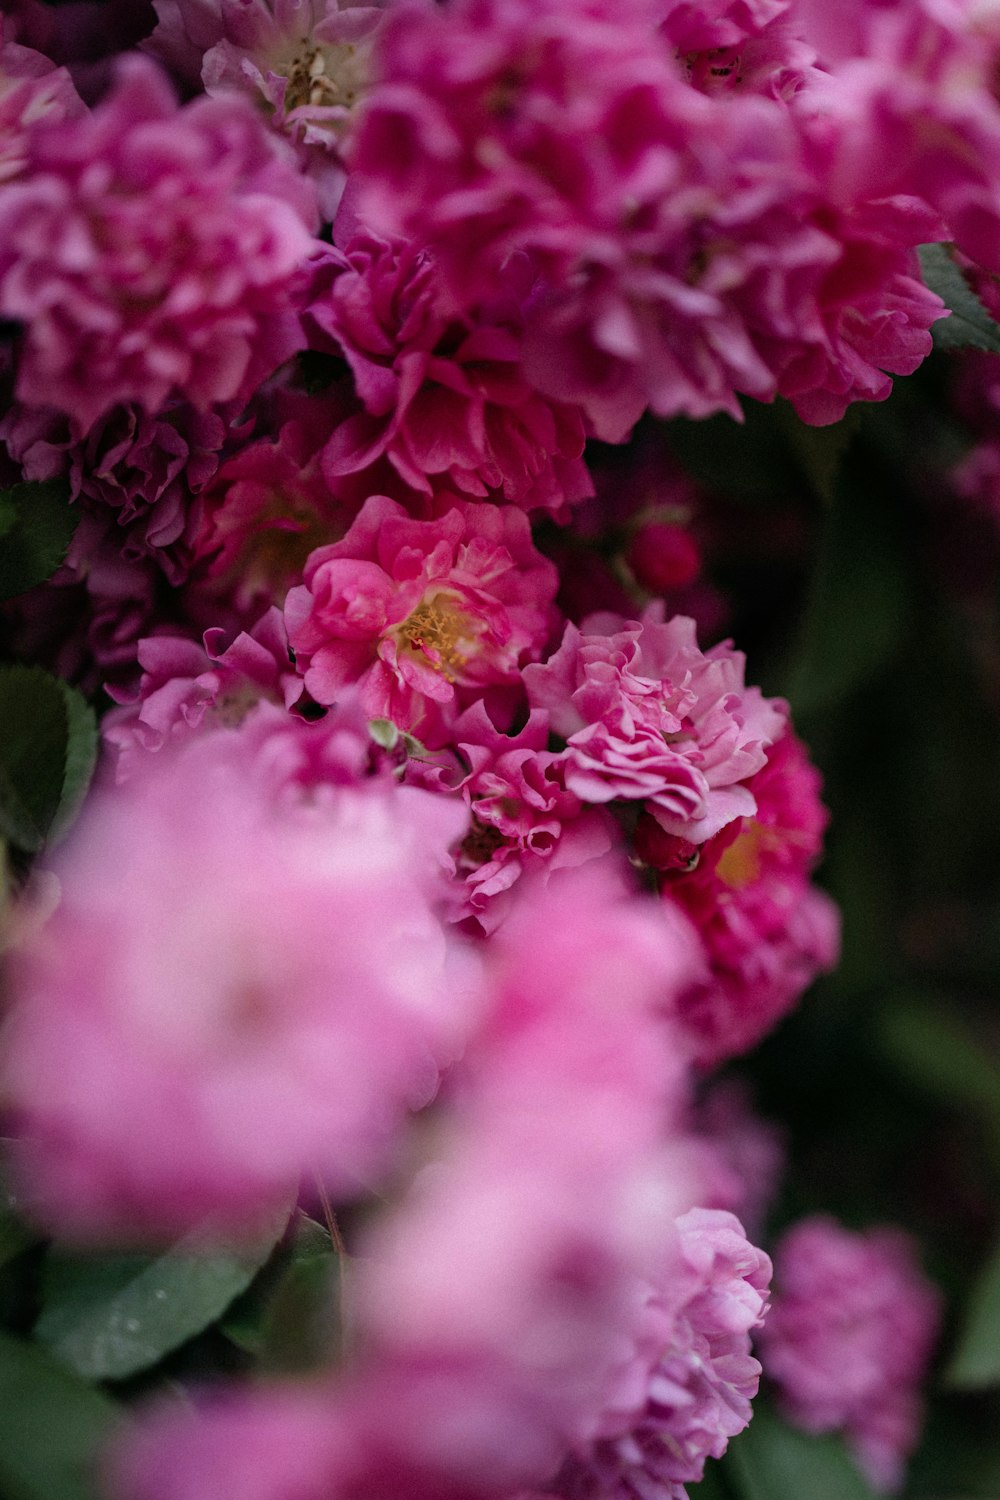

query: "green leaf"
xmin=782 ymin=472 xmax=908 ymax=716
xmin=0 ymin=1150 xmax=39 ymax=1271
xmin=724 ymin=1402 xmax=877 ymax=1500
xmin=259 ymin=1213 xmax=341 ymax=1373
xmin=918 ymin=243 xmax=1000 ymax=355
xmin=0 ymin=666 xmax=98 ymax=853
xmin=221 ymin=1212 xmax=342 ymax=1374
xmin=35 ymin=1206 xmax=292 ymax=1382
xmin=878 ymin=995 xmax=1000 ymax=1160
xmin=775 ymin=402 xmax=861 ymax=506
xmin=944 ymin=1235 xmax=1000 ymax=1390
xmin=0 ymin=479 xmax=77 ymax=602
xmin=0 ymin=1330 xmax=120 ymax=1500
xmin=0 ymin=665 xmax=70 ymax=853
xmin=47 ymin=683 xmax=97 ymax=848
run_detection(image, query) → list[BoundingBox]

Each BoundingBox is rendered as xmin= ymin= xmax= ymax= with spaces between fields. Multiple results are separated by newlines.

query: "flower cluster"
xmin=0 ymin=3 xmax=958 ymax=1499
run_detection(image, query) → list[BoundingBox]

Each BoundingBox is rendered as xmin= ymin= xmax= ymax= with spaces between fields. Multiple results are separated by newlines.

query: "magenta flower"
xmin=297 ymin=232 xmax=592 ymax=516
xmin=525 ymin=607 xmax=786 ymax=845
xmin=0 ymin=15 xmax=82 ymax=186
xmin=148 ymin=0 xmax=388 ymax=216
xmin=0 ymin=58 xmax=316 ymax=434
xmin=643 ymin=728 xmax=840 ymax=1065
xmin=411 ymin=701 xmax=615 ymax=932
xmin=285 ymin=492 xmax=559 ymax=736
xmin=190 ymin=414 xmax=360 ymax=616
xmin=759 ymin=1216 xmax=941 ymax=1492
xmin=1 ymin=714 xmax=473 ymax=1239
xmin=558 ymin=1207 xmax=771 ymax=1500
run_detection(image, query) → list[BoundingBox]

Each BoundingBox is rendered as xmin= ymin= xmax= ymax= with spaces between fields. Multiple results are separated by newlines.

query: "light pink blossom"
xmin=101 ymin=608 xmax=303 ymax=781
xmin=1 ymin=713 xmax=474 ymax=1239
xmin=524 ymin=607 xmax=785 ymax=845
xmin=557 ymin=1207 xmax=771 ymax=1500
xmin=148 ymin=0 xmax=389 ymax=216
xmin=759 ymin=1216 xmax=941 ymax=1492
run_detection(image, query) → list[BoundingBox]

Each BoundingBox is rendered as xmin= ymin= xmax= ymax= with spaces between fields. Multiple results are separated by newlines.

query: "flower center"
xmin=397 ymin=592 xmax=480 ymax=683
xmin=284 ymin=42 xmax=367 ymax=114
xmin=714 ymin=820 xmax=770 ymax=889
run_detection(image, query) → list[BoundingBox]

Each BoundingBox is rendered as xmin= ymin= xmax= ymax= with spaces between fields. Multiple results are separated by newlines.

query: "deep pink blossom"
xmin=1 ymin=714 xmax=474 ymax=1239
xmin=148 ymin=0 xmax=388 ymax=216
xmin=0 ymin=58 xmax=316 ymax=434
xmin=557 ymin=1207 xmax=771 ymax=1500
xmin=189 ymin=415 xmax=360 ymax=615
xmin=285 ymin=493 xmax=559 ymax=736
xmin=759 ymin=1216 xmax=941 ymax=1492
xmin=353 ymin=0 xmax=943 ymax=435
xmin=0 ymin=396 xmax=240 ymax=585
xmin=297 ymin=232 xmax=592 ymax=516
xmin=406 ymin=701 xmax=614 ymax=932
xmin=524 ymin=606 xmax=785 ymax=845
xmin=641 ymin=728 xmax=840 ymax=1064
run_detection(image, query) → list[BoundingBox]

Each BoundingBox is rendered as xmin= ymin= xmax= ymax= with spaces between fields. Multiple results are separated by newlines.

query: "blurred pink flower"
xmin=2 ymin=713 xmax=474 ymax=1239
xmin=759 ymin=1216 xmax=941 ymax=1492
xmin=0 ymin=58 xmax=316 ymax=433
xmin=559 ymin=1207 xmax=771 ymax=1500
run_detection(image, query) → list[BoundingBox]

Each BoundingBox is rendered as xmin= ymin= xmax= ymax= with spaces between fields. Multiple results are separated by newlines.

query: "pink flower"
xmin=285 ymin=493 xmax=559 ymax=736
xmin=0 ymin=15 xmax=83 ymax=185
xmin=298 ymin=232 xmax=592 ymax=517
xmin=0 ymin=396 xmax=239 ymax=585
xmin=189 ymin=415 xmax=359 ymax=616
xmin=0 ymin=58 xmax=316 ymax=434
xmin=1 ymin=713 xmax=474 ymax=1239
xmin=101 ymin=608 xmax=303 ymax=780
xmin=406 ymin=700 xmax=615 ymax=932
xmin=759 ymin=1216 xmax=941 ymax=1492
xmin=107 ymin=1388 xmax=356 ymax=1500
xmin=687 ymin=1079 xmax=785 ymax=1240
xmin=353 ymin=865 xmax=704 ymax=1488
xmin=557 ymin=1207 xmax=771 ymax=1500
xmin=524 ymin=607 xmax=785 ymax=845
xmin=148 ymin=0 xmax=389 ymax=216
xmin=641 ymin=728 xmax=840 ymax=1065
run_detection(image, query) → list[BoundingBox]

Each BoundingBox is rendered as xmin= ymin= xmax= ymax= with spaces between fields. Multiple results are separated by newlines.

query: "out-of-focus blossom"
xmin=285 ymin=493 xmax=559 ymax=736
xmin=1 ymin=712 xmax=474 ymax=1239
xmin=189 ymin=416 xmax=359 ymax=615
xmin=353 ymin=865 xmax=704 ymax=1490
xmin=0 ymin=16 xmax=82 ymax=185
xmin=0 ymin=59 xmax=316 ymax=433
xmin=298 ymin=233 xmax=592 ymax=517
xmin=525 ymin=607 xmax=785 ymax=845
xmin=759 ymin=1216 xmax=941 ymax=1492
